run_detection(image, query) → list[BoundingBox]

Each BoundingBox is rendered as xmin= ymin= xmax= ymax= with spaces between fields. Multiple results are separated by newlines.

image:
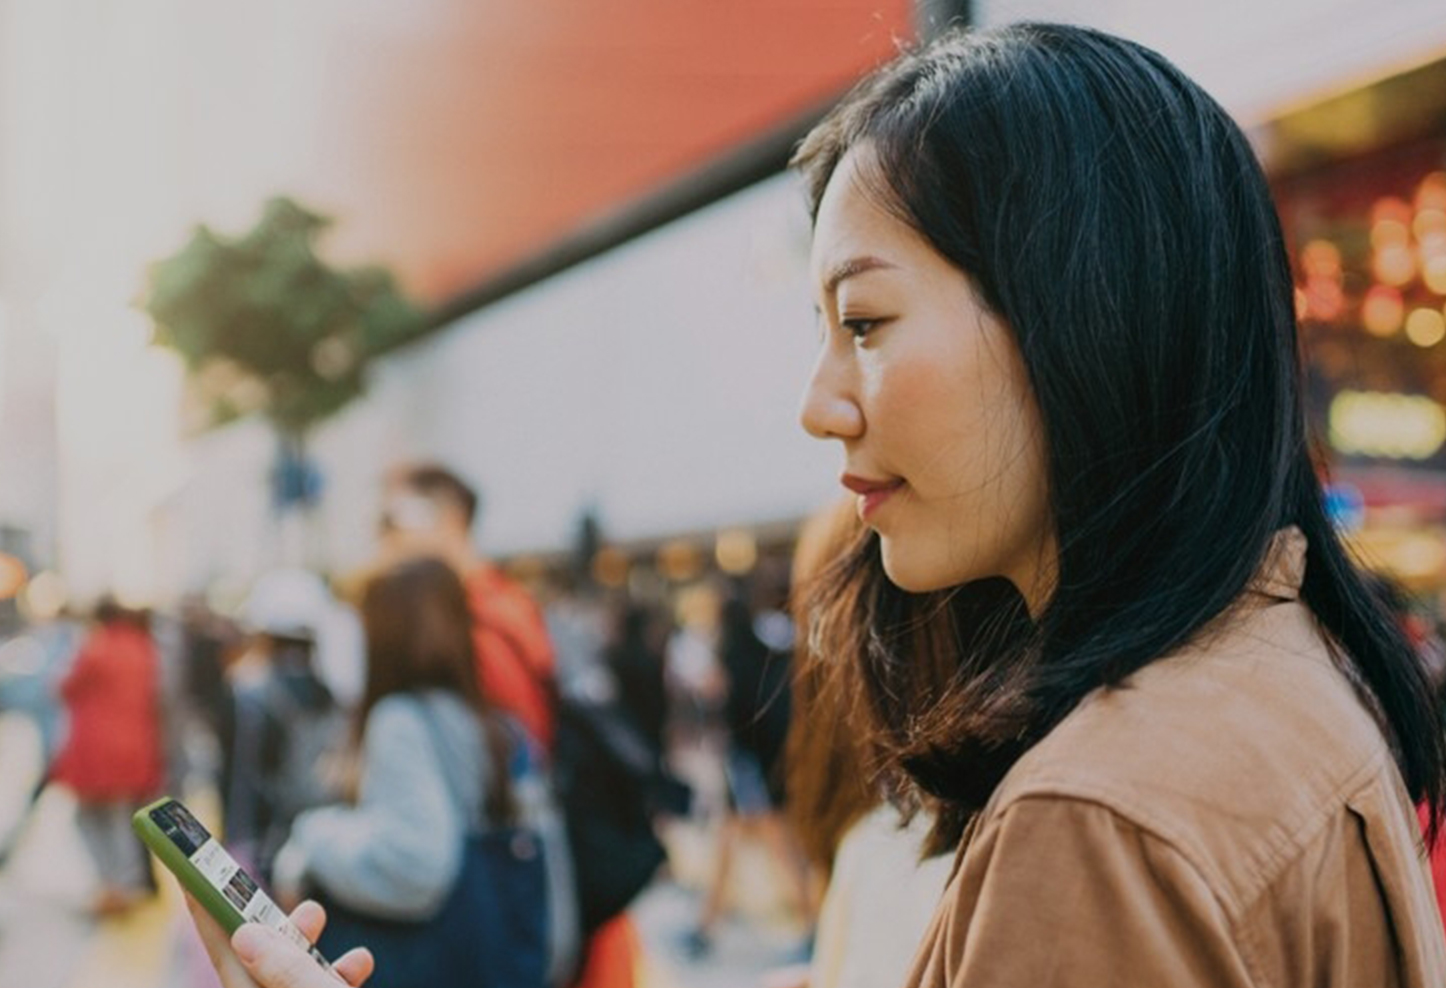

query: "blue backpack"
xmin=315 ymin=713 xmax=551 ymax=988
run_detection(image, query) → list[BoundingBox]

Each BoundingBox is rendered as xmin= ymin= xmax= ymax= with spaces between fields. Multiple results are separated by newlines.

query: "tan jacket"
xmin=904 ymin=531 xmax=1446 ymax=987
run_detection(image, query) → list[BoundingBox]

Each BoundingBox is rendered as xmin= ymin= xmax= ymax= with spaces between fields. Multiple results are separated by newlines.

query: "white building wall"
xmin=307 ymin=173 xmax=838 ymax=569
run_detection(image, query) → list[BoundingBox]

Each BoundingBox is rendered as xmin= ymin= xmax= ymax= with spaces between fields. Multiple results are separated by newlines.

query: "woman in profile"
xmin=191 ymin=22 xmax=1446 ymax=988
xmin=791 ymin=23 xmax=1446 ymax=985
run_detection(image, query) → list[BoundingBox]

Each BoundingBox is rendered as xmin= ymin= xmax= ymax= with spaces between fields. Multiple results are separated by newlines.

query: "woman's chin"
xmin=879 ymin=547 xmax=956 ymax=594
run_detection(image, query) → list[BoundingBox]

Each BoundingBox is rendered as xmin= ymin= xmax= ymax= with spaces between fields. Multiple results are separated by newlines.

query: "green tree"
xmin=143 ymin=197 xmax=422 ymax=441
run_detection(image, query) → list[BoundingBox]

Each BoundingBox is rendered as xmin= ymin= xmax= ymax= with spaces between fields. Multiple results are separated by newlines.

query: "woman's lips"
xmin=841 ymin=474 xmax=905 ymax=521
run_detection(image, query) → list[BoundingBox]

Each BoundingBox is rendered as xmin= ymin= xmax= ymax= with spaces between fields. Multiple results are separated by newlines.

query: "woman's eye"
xmin=841 ymin=317 xmax=882 ymax=340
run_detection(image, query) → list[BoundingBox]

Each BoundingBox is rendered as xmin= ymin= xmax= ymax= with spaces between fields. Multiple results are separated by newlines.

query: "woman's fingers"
xmin=288 ymin=900 xmax=327 ymax=942
xmin=185 ymin=892 xmax=371 ymax=987
xmin=284 ymin=900 xmax=372 ymax=984
xmin=331 ymin=948 xmax=377 ymax=987
xmin=232 ymin=925 xmax=356 ymax=988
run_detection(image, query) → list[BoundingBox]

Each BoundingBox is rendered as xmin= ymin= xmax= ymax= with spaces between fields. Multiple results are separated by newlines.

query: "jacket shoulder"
xmin=994 ymin=601 xmax=1395 ymax=911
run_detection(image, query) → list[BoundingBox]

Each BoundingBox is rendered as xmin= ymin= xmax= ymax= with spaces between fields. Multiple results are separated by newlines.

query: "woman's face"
xmin=800 ymin=148 xmax=1056 ymax=608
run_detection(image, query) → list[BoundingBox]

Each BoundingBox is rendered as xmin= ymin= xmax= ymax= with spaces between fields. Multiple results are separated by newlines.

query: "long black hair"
xmin=793 ymin=22 xmax=1446 ymax=846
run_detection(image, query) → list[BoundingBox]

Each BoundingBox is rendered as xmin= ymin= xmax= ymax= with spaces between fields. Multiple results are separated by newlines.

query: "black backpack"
xmin=503 ymin=629 xmax=691 ymax=937
xmin=550 ymin=688 xmax=692 ymax=935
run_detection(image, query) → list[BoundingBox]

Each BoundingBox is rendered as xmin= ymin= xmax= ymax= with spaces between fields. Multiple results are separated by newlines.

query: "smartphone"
xmin=133 ymin=796 xmax=335 ymax=975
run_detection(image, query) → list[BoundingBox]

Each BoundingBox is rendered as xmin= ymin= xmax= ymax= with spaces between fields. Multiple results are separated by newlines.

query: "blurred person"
xmin=50 ymin=598 xmax=164 ymax=914
xmin=378 ymin=462 xmax=644 ymax=988
xmin=0 ymin=604 xmax=84 ymax=866
xmin=602 ymin=601 xmax=669 ymax=756
xmin=662 ymin=585 xmax=727 ymax=758
xmin=683 ymin=592 xmax=815 ymax=961
xmin=191 ymin=21 xmax=1446 ymax=988
xmin=269 ymin=557 xmax=576 ymax=988
xmin=377 ymin=462 xmax=555 ymax=748
xmin=220 ymin=569 xmax=349 ymax=883
xmin=177 ymin=592 xmax=242 ymax=746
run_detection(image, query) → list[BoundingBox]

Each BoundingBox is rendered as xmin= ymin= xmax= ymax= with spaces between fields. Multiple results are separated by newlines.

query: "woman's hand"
xmin=187 ymin=895 xmax=374 ymax=988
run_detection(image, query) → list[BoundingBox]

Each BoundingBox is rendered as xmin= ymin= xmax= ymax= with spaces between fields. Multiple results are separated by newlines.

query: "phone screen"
xmin=141 ymin=799 xmax=334 ymax=973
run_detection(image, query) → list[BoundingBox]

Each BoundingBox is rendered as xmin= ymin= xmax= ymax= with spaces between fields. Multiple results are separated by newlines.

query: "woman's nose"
xmin=799 ymin=352 xmax=863 ymax=441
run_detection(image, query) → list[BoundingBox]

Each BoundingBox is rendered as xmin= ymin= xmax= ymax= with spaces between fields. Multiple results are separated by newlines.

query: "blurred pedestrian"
xmin=662 ymin=585 xmax=727 ymax=757
xmin=603 ymin=601 xmax=669 ymax=757
xmin=51 ymin=597 xmax=164 ymax=915
xmin=377 ymin=461 xmax=644 ymax=987
xmin=220 ymin=569 xmax=349 ymax=883
xmin=683 ymin=592 xmax=815 ymax=960
xmin=176 ymin=592 xmax=241 ymax=755
xmin=378 ymin=463 xmax=555 ymax=747
xmin=270 ymin=557 xmax=576 ymax=988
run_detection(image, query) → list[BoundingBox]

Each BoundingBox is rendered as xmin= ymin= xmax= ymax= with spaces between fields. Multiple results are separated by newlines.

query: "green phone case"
xmin=132 ymin=796 xmax=248 ymax=935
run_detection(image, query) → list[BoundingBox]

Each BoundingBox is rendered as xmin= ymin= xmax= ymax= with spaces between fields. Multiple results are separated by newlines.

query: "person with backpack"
xmin=268 ymin=556 xmax=577 ymax=988
xmin=376 ymin=461 xmax=658 ymax=987
xmin=220 ymin=569 xmax=351 ymax=885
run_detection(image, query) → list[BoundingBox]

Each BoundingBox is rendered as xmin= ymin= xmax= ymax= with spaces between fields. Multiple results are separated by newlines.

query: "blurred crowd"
xmin=0 ymin=461 xmax=831 ymax=987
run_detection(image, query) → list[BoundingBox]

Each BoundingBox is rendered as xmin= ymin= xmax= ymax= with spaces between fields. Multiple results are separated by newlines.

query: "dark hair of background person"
xmin=792 ymin=22 xmax=1446 ymax=849
xmin=359 ymin=556 xmax=514 ymax=823
xmin=93 ymin=595 xmax=153 ymax=632
xmin=93 ymin=595 xmax=126 ymax=627
xmin=394 ymin=462 xmax=481 ymax=529
xmin=782 ymin=499 xmax=884 ymax=874
xmin=604 ymin=601 xmax=670 ymax=753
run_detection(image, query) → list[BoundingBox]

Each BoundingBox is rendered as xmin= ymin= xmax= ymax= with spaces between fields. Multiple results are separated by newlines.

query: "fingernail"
xmin=233 ymin=924 xmax=266 ymax=963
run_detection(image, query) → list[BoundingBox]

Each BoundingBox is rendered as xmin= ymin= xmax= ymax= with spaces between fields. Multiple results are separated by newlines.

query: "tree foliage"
xmin=143 ymin=197 xmax=423 ymax=436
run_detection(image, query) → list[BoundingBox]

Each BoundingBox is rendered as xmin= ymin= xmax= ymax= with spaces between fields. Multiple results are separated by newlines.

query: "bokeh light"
xmin=1414 ymin=208 xmax=1446 ymax=243
xmin=1405 ymin=307 xmax=1446 ymax=347
xmin=1329 ymin=390 xmax=1446 ymax=460
xmin=590 ymin=546 xmax=631 ymax=588
xmin=1416 ymin=172 xmax=1446 ymax=213
xmin=657 ymin=539 xmax=704 ymax=582
xmin=1372 ymin=196 xmax=1414 ymax=227
xmin=20 ymin=571 xmax=68 ymax=620
xmin=1361 ymin=285 xmax=1405 ymax=337
xmin=714 ymin=529 xmax=758 ymax=575
xmin=1372 ymin=218 xmax=1411 ymax=250
xmin=1301 ymin=239 xmax=1343 ymax=276
xmin=1374 ymin=244 xmax=1418 ymax=287
xmin=1425 ymin=255 xmax=1446 ymax=295
xmin=0 ymin=554 xmax=28 ymax=600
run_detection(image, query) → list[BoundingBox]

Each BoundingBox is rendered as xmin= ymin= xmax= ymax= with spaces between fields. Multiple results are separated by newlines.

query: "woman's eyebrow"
xmin=823 ymin=255 xmax=897 ymax=296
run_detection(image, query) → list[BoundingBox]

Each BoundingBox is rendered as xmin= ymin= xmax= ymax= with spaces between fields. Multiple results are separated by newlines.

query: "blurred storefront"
xmin=1263 ymin=55 xmax=1446 ymax=591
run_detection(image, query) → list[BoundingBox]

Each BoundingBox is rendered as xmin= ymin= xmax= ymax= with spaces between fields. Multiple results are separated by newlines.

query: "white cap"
xmin=242 ymin=568 xmax=333 ymax=641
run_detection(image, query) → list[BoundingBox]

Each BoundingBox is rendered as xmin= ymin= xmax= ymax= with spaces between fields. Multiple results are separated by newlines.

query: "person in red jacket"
xmin=377 ymin=463 xmax=555 ymax=748
xmin=51 ymin=598 xmax=165 ymax=915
